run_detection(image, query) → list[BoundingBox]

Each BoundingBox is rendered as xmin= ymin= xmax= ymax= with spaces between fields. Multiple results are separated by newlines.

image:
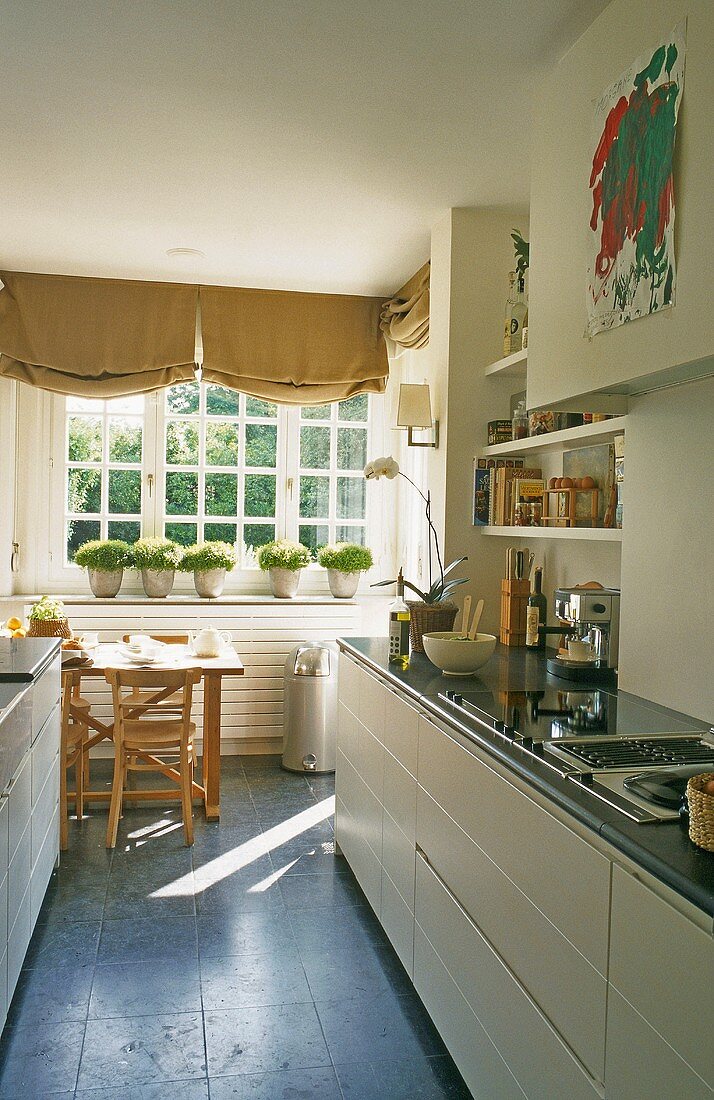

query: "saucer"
xmin=556 ymin=652 xmax=597 ymax=664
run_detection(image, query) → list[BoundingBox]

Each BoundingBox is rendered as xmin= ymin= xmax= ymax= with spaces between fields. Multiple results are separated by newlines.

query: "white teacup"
xmin=567 ymin=639 xmax=596 ymax=662
xmin=128 ymin=634 xmax=147 ymax=651
xmin=81 ymin=632 xmax=99 ymax=649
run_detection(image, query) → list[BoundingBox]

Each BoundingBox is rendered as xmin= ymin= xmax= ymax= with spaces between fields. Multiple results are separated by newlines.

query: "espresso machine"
xmin=546 ymin=586 xmax=621 ymax=684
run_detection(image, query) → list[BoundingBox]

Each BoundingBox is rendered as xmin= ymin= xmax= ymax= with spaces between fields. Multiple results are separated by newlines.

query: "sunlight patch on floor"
xmin=150 ymin=795 xmax=335 ymax=898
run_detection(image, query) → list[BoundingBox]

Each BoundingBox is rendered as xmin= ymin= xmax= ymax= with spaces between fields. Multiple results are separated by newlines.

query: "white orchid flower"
xmin=364 ymin=456 xmax=399 ymax=481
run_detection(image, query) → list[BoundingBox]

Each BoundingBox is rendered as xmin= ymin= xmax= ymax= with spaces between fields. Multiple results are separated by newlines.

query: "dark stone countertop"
xmin=337 ymin=637 xmax=714 ymax=919
xmin=0 ymin=637 xmax=62 ymax=682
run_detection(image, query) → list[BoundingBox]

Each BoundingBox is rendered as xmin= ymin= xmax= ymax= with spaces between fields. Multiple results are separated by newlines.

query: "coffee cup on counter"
xmin=567 ymin=638 xmax=596 ymax=662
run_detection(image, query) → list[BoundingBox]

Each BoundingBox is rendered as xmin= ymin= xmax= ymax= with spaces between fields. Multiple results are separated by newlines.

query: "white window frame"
xmin=45 ymin=386 xmax=390 ymax=593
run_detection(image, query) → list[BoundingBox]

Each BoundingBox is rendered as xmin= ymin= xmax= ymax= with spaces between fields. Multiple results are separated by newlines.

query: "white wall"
xmin=619 ymin=378 xmax=714 ymax=719
xmin=0 ymin=379 xmax=17 ymax=595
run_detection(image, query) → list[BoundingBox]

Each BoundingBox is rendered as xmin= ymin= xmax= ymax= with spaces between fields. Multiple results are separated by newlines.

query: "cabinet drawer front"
xmin=0 ymin=948 xmax=7 ymax=1033
xmin=0 ymin=873 xmax=7 ymax=951
xmin=7 ymin=752 xmax=31 ymax=861
xmin=7 ymin=886 xmax=31 ymax=1004
xmin=337 ymin=702 xmax=359 ymax=767
xmin=357 ymin=665 xmax=386 ymax=743
xmin=357 ymin=721 xmax=384 ymax=802
xmin=381 ymin=868 xmax=414 ymax=977
xmin=31 ymin=803 xmax=59 ymax=927
xmin=8 ymin=819 xmax=31 ymax=930
xmin=383 ymin=751 xmax=416 ymax=841
xmin=609 ymin=865 xmax=713 ymax=1088
xmin=605 ymin=988 xmax=711 ymax=1100
xmin=32 ymin=754 xmax=60 ymax=867
xmin=337 ymin=751 xmax=382 ymax=861
xmin=415 ymin=856 xmax=601 ymax=1100
xmin=32 ymin=705 xmax=60 ymax=804
xmin=383 ymin=690 xmax=418 ymax=775
xmin=417 ymin=788 xmax=606 ymax=1080
xmin=335 ymin=795 xmax=381 ymax=916
xmin=414 ymin=925 xmax=526 ymax=1100
xmin=0 ymin=796 xmax=8 ymax=882
xmin=32 ymin=655 xmax=61 ymax=744
xmin=382 ymin=809 xmax=415 ymax=911
xmin=418 ymin=715 xmax=610 ymax=973
xmin=338 ymin=653 xmax=360 ymax=717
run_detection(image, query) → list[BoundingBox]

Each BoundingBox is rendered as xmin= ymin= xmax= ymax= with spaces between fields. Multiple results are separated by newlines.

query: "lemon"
xmin=6 ymin=617 xmax=22 ymax=631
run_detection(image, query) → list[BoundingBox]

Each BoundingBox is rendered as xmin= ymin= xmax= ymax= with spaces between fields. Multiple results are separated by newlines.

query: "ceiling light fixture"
xmin=166 ymin=247 xmax=206 ymax=258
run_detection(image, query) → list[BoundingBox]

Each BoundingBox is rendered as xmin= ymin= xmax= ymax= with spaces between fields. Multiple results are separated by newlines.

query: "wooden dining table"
xmin=62 ymin=642 xmax=244 ymax=821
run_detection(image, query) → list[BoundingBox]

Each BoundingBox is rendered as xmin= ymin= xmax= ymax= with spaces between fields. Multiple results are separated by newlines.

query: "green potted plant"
xmin=365 ymin=455 xmax=468 ymax=651
xmin=132 ymin=536 xmax=183 ymax=598
xmin=257 ymin=539 xmax=311 ymax=598
xmin=179 ymin=541 xmax=237 ymax=598
xmin=73 ymin=539 xmax=132 ymax=598
xmin=317 ymin=542 xmax=373 ymax=598
xmin=27 ymin=595 xmax=72 ymax=638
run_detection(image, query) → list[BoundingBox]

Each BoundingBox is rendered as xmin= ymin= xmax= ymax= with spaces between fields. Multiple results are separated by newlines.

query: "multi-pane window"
xmin=298 ymin=394 xmax=368 ymax=553
xmin=55 ymin=385 xmax=381 ymax=575
xmin=63 ymin=395 xmax=145 ymax=562
xmin=161 ymin=382 xmax=279 ymax=557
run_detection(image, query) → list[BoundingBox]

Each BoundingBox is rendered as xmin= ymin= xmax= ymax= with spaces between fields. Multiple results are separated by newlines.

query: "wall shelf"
xmin=484 ymin=348 xmax=527 ymax=379
xmin=482 ymin=415 xmax=628 ymax=457
xmin=479 ymin=526 xmax=623 ymax=542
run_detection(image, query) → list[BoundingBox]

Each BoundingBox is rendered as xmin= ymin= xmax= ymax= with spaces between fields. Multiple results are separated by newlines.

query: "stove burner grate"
xmin=558 ymin=737 xmax=714 ymax=770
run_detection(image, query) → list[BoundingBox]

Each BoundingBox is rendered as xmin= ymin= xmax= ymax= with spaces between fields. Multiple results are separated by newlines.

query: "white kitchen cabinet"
xmin=6 ymin=883 xmax=30 ymax=1005
xmin=356 ymin=664 xmax=386 ymax=744
xmin=383 ymin=688 xmax=419 ymax=776
xmin=337 ymin=652 xmax=360 ymax=717
xmin=8 ymin=819 xmax=31 ymax=933
xmin=31 ymin=654 xmax=61 ymax=742
xmin=417 ymin=785 xmax=607 ymax=1082
xmin=415 ymin=855 xmax=601 ymax=1100
xmin=417 ymin=711 xmax=611 ymax=975
xmin=605 ymin=988 xmax=711 ymax=1100
xmin=7 ymin=752 xmax=31 ymax=863
xmin=380 ymin=867 xmax=414 ymax=977
xmin=608 ymin=864 xmax=713 ymax=1091
xmin=31 ymin=803 xmax=59 ymax=927
xmin=414 ymin=921 xmax=526 ymax=1100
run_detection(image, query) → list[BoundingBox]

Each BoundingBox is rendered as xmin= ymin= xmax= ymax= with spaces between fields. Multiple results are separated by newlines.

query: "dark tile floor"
xmin=0 ymin=756 xmax=471 ymax=1099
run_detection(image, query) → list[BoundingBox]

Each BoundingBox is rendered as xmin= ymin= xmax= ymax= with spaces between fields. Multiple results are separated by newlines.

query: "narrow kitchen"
xmin=0 ymin=0 xmax=712 ymax=1098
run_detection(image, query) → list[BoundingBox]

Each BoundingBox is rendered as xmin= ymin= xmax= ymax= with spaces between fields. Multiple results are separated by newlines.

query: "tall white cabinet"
xmin=335 ymin=651 xmax=714 ymax=1099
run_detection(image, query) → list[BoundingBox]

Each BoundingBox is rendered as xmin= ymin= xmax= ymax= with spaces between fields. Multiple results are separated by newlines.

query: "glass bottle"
xmin=512 ymin=399 xmax=528 ymax=440
xmin=525 ymin=567 xmax=547 ymax=650
xmin=389 ymin=569 xmax=411 ymax=668
xmin=503 ymin=272 xmax=517 ymax=356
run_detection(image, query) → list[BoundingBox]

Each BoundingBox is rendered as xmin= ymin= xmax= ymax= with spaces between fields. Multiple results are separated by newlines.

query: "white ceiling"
xmin=2 ymin=1 xmax=608 ymax=295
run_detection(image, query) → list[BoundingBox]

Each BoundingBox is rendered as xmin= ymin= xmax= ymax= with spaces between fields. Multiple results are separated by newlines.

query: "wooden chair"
xmin=105 ymin=665 xmax=202 ymax=848
xmin=60 ymin=672 xmax=90 ymax=850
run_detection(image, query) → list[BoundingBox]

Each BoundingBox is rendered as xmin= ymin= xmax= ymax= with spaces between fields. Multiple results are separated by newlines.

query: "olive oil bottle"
xmin=389 ymin=569 xmax=411 ymax=668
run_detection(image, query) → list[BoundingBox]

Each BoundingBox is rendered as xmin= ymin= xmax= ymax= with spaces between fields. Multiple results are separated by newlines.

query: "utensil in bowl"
xmin=468 ymin=598 xmax=484 ymax=640
xmin=422 ymin=631 xmax=497 ymax=676
xmin=459 ymin=595 xmax=472 ymax=639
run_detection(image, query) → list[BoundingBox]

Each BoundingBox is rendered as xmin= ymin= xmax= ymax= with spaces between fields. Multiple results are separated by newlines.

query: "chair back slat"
xmin=106 ymin=667 xmax=201 ymax=752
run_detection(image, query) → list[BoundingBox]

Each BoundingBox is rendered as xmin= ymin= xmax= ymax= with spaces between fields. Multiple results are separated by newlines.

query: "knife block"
xmin=500 ymin=579 xmax=530 ymax=646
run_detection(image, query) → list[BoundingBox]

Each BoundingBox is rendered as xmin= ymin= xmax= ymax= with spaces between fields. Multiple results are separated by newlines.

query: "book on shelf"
xmin=509 ymin=478 xmax=545 ymax=524
xmin=494 ymin=466 xmax=542 ymax=526
xmin=473 ymin=458 xmax=525 ymax=527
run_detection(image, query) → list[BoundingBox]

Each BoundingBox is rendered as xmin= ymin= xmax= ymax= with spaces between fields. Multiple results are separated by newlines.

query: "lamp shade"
xmin=396 ymin=383 xmax=432 ymax=428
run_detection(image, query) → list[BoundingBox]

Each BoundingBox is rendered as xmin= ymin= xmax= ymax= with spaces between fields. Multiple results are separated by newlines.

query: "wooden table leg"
xmin=203 ymin=674 xmax=222 ymax=821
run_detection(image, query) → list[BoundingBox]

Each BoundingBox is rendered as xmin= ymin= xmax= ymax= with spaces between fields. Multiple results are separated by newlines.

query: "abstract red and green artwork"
xmin=587 ymin=23 xmax=686 ymax=336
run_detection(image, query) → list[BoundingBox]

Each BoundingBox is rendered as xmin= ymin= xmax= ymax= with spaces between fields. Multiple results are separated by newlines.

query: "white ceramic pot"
xmin=88 ymin=568 xmax=123 ymax=598
xmin=421 ymin=631 xmax=497 ymax=676
xmin=327 ymin=569 xmax=359 ymax=599
xmin=194 ymin=568 xmax=226 ymax=599
xmin=269 ymin=567 xmax=301 ymax=598
xmin=141 ymin=568 xmax=175 ymax=598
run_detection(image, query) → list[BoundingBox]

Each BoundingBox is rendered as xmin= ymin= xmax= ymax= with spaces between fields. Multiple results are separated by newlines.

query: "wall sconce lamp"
xmin=396 ymin=384 xmax=439 ymax=448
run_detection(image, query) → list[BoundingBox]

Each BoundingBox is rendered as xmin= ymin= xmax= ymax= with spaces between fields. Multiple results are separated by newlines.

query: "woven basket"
xmin=687 ymin=773 xmax=714 ymax=853
xmin=27 ymin=617 xmax=73 ymax=639
xmin=407 ymin=600 xmax=458 ymax=653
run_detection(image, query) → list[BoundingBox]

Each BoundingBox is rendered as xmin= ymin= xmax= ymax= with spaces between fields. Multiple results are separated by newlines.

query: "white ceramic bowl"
xmin=422 ymin=631 xmax=497 ymax=676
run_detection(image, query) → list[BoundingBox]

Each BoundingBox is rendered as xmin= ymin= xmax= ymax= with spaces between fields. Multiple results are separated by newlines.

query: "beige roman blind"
xmin=0 ymin=271 xmax=198 ymax=397
xmin=200 ymin=284 xmax=388 ymax=406
xmin=380 ymin=261 xmax=430 ymax=350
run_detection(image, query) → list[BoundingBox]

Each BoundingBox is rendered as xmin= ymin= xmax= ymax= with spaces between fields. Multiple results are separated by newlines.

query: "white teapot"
xmin=192 ymin=625 xmax=231 ymax=658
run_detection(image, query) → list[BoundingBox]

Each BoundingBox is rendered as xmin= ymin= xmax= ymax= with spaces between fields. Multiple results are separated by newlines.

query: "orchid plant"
xmin=364 ymin=456 xmax=467 ymax=604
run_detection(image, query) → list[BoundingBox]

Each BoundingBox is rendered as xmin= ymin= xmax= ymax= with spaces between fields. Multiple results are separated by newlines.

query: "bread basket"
xmin=686 ymin=772 xmax=714 ymax=852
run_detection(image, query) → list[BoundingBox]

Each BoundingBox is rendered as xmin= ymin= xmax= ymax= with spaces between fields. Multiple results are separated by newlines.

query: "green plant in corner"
xmin=131 ymin=537 xmax=183 ymax=571
xmin=73 ymin=540 xmax=132 ymax=572
xmin=178 ymin=542 xmax=237 ymax=573
xmin=257 ymin=540 xmax=312 ymax=572
xmin=511 ymin=228 xmax=529 ymax=279
xmin=317 ymin=543 xmax=373 ymax=574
